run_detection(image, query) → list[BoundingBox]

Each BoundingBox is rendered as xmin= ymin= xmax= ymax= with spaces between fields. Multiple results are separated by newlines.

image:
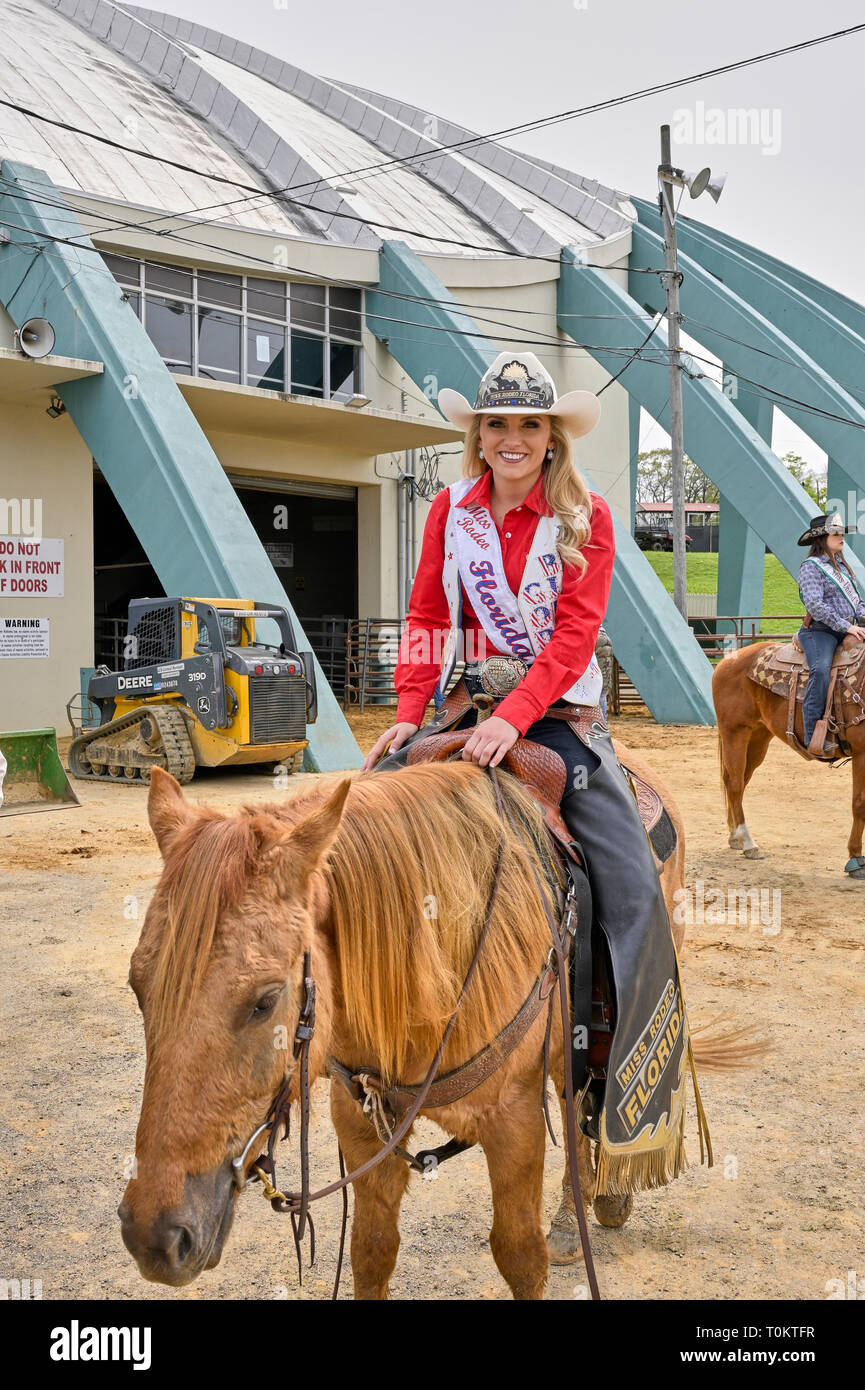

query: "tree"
xmin=637 ymin=449 xmax=720 ymax=505
xmin=781 ymin=452 xmax=827 ymax=509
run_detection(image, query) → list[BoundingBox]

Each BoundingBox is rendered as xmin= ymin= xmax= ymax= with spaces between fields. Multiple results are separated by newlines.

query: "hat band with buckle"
xmin=464 ymin=656 xmax=528 ymax=696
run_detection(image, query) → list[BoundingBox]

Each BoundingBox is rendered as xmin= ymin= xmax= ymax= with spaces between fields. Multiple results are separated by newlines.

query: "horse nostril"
xmin=160 ymin=1223 xmax=196 ymax=1270
xmin=176 ymin=1227 xmax=193 ymax=1266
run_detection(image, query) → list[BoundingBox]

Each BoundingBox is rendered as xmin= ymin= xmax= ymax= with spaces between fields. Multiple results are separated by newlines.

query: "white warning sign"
xmin=0 ymin=616 xmax=50 ymax=657
xmin=0 ymin=538 xmax=64 ymax=596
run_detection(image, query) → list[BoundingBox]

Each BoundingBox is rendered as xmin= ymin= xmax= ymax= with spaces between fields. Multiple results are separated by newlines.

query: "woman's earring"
xmin=546 ymin=447 xmax=554 ymax=461
xmin=478 ymin=447 xmax=484 ymax=460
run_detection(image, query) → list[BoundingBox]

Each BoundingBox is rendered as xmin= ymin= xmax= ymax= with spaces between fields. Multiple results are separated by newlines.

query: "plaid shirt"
xmin=797 ymin=557 xmax=865 ymax=634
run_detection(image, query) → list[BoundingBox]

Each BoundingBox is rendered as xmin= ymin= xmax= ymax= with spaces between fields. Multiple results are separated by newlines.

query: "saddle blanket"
xmin=749 ymin=640 xmax=865 ymax=706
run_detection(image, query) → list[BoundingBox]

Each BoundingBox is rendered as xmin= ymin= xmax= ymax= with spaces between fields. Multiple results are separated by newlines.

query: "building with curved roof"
xmin=1 ymin=0 xmax=863 ymax=764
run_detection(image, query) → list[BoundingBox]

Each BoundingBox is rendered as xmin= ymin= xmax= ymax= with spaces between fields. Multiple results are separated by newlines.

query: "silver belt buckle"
xmin=479 ymin=656 xmax=528 ymax=696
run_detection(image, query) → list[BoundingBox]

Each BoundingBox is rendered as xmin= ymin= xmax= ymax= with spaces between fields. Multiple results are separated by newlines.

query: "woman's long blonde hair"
xmin=461 ymin=415 xmax=593 ymax=573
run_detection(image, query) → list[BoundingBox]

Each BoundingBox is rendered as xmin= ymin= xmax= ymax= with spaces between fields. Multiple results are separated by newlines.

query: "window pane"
xmin=246 ymin=319 xmax=285 ymax=390
xmin=198 ymin=308 xmax=241 ymax=383
xmin=290 ymin=283 xmax=325 ymax=333
xmin=102 ymin=252 xmax=139 ymax=287
xmin=329 ymin=286 xmax=361 ymax=341
xmin=144 ymin=262 xmax=193 ymax=297
xmin=124 ymin=290 xmax=141 ymax=319
xmin=145 ymin=295 xmax=193 ymax=367
xmin=329 ymin=341 xmax=358 ymax=400
xmin=198 ymin=269 xmax=242 ymax=309
xmin=247 ymin=277 xmax=286 ymax=319
xmin=290 ymin=332 xmax=324 ymax=396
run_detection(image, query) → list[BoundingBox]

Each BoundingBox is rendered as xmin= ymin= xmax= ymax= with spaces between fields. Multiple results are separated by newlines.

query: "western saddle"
xmin=748 ymin=635 xmax=865 ymax=757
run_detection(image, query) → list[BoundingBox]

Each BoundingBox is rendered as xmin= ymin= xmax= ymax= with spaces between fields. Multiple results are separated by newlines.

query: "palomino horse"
xmin=713 ymin=643 xmax=865 ymax=879
xmin=119 ymin=758 xmax=730 ymax=1299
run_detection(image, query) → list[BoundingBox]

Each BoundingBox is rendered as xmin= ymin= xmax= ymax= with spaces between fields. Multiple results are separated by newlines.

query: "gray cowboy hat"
xmin=797 ymin=511 xmax=858 ymax=546
xmin=437 ymin=351 xmax=601 ymax=439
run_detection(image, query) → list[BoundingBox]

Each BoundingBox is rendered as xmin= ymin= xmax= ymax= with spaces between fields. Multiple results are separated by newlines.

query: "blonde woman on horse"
xmin=797 ymin=512 xmax=865 ymax=752
xmin=364 ymin=351 xmax=695 ymax=1195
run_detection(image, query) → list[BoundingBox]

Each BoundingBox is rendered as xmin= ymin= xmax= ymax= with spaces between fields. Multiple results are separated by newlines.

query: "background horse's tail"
xmin=690 ymin=1016 xmax=771 ymax=1071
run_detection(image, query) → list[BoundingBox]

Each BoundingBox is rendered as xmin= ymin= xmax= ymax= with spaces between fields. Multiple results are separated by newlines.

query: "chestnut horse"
xmin=712 ymin=643 xmax=865 ymax=879
xmin=119 ymin=760 xmax=731 ymax=1299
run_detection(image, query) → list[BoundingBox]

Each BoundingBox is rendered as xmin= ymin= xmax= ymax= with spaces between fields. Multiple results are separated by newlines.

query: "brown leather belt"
xmin=428 ymin=676 xmax=604 ymax=739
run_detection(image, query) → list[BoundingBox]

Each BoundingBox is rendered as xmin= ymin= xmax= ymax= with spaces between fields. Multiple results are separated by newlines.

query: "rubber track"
xmin=69 ymin=703 xmax=196 ymax=784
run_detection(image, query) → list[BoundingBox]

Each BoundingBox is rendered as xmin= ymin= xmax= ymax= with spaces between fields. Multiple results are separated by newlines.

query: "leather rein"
xmin=231 ymin=766 xmax=600 ymax=1301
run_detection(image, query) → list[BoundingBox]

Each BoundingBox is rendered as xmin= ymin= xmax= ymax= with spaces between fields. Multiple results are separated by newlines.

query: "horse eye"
xmin=251 ymin=992 xmax=280 ymax=1019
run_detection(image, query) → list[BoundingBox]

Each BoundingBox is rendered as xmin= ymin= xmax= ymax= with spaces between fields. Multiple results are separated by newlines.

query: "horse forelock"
xmin=147 ymin=811 xmax=264 ymax=1042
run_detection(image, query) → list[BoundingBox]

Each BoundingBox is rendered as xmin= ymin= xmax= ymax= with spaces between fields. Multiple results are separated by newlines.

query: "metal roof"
xmin=0 ymin=0 xmax=635 ymax=256
xmin=0 ymin=0 xmax=299 ymax=234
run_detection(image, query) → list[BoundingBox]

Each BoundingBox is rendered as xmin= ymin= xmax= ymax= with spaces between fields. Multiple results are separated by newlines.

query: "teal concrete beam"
xmin=631 ymin=214 xmax=865 ymax=564
xmin=629 ymin=221 xmax=865 ymax=491
xmin=0 ymin=162 xmax=361 ymax=772
xmin=634 ymin=197 xmax=865 ymax=414
xmin=827 ymin=458 xmax=865 ymax=562
xmin=366 ymin=240 xmax=497 ymax=395
xmin=599 ymin=503 xmax=715 ymax=722
xmin=660 ymin=206 xmax=865 ymax=347
xmin=370 ymin=241 xmax=715 ymax=723
xmin=717 ymin=372 xmax=771 ymax=628
xmin=558 ymin=248 xmax=865 ymax=610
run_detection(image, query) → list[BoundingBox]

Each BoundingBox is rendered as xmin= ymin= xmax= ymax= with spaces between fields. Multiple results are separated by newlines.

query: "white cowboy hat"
xmin=437 ymin=351 xmax=601 ymax=439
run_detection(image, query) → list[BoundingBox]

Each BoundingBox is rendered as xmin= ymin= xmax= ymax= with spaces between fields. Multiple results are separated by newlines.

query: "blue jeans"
xmin=799 ymin=624 xmax=842 ymax=745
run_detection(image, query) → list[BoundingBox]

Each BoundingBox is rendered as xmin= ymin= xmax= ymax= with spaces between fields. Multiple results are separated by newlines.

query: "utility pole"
xmin=659 ymin=123 xmax=688 ymax=621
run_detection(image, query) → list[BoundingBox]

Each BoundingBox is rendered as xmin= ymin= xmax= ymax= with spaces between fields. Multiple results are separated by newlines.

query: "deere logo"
xmin=117 ymin=675 xmax=153 ymax=690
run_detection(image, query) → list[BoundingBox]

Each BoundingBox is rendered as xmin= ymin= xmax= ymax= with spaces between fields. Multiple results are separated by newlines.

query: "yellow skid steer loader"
xmin=68 ymin=597 xmax=317 ymax=785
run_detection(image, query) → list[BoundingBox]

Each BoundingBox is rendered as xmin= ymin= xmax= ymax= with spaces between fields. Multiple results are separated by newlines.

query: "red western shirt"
xmin=394 ymin=469 xmax=615 ymax=735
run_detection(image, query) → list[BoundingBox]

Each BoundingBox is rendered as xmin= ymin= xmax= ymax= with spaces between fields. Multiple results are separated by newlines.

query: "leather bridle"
xmin=231 ymin=767 xmax=600 ymax=1300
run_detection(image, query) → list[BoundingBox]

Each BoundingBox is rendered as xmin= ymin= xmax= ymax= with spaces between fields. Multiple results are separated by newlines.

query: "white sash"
xmin=803 ymin=556 xmax=861 ymax=616
xmin=437 ymin=477 xmax=602 ymax=706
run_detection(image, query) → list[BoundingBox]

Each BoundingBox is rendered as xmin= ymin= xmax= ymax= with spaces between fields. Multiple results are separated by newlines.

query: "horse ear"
xmin=262 ymin=777 xmax=351 ymax=894
xmin=289 ymin=777 xmax=351 ymax=864
xmin=148 ymin=767 xmax=193 ymax=857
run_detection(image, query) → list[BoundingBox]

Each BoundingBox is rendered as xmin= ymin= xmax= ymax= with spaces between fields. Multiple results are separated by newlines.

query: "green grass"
xmin=643 ymin=552 xmax=802 ymax=635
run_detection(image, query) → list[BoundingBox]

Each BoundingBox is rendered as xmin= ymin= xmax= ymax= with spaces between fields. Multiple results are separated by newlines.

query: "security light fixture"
xmin=345 ymin=392 xmax=371 ymax=409
xmin=46 ymin=396 xmax=66 ymax=419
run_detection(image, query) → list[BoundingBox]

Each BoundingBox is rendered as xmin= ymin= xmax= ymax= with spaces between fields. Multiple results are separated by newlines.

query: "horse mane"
xmin=145 ymin=763 xmax=561 ymax=1076
xmin=324 ymin=762 xmax=561 ymax=1080
xmin=148 ymin=812 xmax=262 ymax=1040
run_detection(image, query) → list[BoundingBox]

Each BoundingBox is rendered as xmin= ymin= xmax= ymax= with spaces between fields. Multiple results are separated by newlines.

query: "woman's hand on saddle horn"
xmin=461 ymin=715 xmax=520 ymax=769
xmin=847 ymin=623 xmax=865 ymax=643
xmin=361 ymin=721 xmax=419 ymax=771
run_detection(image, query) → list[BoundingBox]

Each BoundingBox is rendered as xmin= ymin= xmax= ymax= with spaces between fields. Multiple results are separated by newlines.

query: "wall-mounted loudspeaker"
xmin=15 ymin=317 xmax=56 ymax=359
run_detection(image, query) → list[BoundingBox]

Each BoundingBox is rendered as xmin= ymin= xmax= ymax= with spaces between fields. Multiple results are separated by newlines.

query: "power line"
xmin=682 ymin=313 xmax=865 ymax=405
xmin=0 ymin=217 xmax=674 ymax=367
xmin=0 ymin=169 xmax=665 ymax=285
xmin=3 ymin=20 xmax=863 ymax=249
xmin=596 ymin=315 xmax=664 ymax=394
xmin=8 ymin=210 xmax=863 ymax=434
xmin=111 ymin=19 xmax=865 ymax=225
xmin=0 ymin=180 xmax=666 ymax=352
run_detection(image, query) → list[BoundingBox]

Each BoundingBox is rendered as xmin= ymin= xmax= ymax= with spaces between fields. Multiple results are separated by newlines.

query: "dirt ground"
xmin=1 ymin=710 xmax=863 ymax=1302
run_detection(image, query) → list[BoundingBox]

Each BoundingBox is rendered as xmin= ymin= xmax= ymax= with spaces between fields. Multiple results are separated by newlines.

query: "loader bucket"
xmin=0 ymin=728 xmax=81 ymax=817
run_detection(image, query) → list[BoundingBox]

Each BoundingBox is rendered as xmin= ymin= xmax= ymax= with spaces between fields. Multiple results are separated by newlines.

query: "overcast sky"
xmin=155 ymin=0 xmax=865 ymax=471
